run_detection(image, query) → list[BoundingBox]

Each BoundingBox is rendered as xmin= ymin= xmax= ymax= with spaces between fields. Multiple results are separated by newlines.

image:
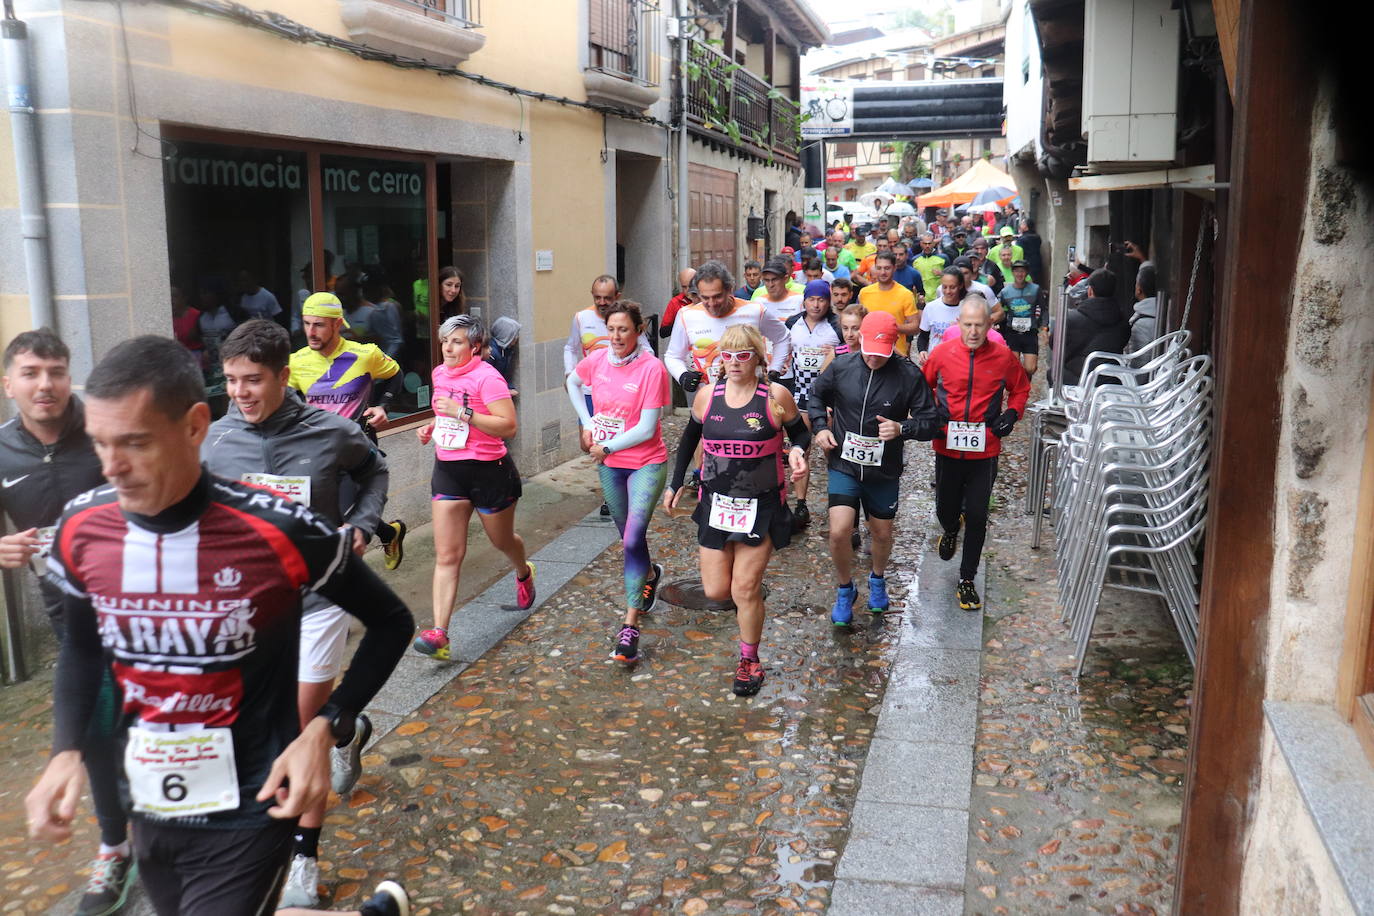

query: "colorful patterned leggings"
xmin=598 ymin=461 xmax=667 ymax=610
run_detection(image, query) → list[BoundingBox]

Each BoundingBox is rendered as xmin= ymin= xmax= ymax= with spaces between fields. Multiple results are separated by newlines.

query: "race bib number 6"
xmin=947 ymin=421 xmax=986 ymax=452
xmin=125 ymin=726 xmax=240 ymax=818
xmin=708 ymin=493 xmax=758 ymax=534
xmin=841 ymin=432 xmax=883 ymax=466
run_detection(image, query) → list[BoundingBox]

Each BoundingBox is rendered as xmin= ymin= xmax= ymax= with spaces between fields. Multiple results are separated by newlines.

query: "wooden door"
xmin=688 ymin=163 xmax=738 ymax=270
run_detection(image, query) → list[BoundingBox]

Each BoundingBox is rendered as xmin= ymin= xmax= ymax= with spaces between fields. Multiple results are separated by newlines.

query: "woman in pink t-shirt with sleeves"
xmin=412 ymin=315 xmax=535 ymax=661
xmin=565 ymin=300 xmax=672 ymax=667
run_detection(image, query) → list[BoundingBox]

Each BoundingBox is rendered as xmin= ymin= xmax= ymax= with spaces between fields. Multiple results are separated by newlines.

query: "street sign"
xmin=801 ymin=84 xmax=854 ymax=138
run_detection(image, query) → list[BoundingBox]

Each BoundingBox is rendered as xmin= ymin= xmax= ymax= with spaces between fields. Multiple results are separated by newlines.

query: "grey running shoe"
xmin=330 ymin=713 xmax=373 ymax=796
xmin=277 ymin=855 xmax=319 ymax=909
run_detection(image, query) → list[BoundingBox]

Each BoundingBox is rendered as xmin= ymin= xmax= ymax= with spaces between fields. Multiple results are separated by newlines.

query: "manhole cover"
xmin=660 ymin=577 xmax=769 ymax=611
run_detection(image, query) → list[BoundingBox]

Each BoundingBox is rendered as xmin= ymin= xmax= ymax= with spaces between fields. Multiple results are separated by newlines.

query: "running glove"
xmin=679 ymin=370 xmax=703 ymax=392
xmin=991 ymin=408 xmax=1018 ymax=438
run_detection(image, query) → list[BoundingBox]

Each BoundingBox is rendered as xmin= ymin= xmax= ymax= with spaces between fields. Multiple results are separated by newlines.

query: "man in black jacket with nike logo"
xmin=0 ymin=328 xmax=134 ymax=916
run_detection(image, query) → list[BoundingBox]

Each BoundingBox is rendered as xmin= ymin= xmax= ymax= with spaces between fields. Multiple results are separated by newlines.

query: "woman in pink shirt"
xmin=412 ymin=315 xmax=535 ymax=660
xmin=565 ymin=300 xmax=672 ymax=666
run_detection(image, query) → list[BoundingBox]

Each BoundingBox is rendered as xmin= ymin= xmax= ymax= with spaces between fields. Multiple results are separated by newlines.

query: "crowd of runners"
xmin=3 ymin=210 xmax=1036 ymax=913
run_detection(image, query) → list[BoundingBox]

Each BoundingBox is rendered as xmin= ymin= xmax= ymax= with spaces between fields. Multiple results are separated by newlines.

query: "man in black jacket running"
xmin=808 ymin=312 xmax=938 ymax=626
xmin=0 ymin=329 xmax=135 ymax=915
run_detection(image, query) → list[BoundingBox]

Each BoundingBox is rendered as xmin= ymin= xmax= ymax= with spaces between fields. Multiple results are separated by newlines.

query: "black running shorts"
xmin=134 ymin=819 xmax=294 ymax=915
xmin=431 ymin=455 xmax=523 ymax=513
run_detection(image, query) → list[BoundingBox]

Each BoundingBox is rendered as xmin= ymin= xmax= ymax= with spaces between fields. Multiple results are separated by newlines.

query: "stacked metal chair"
xmin=1048 ymin=331 xmax=1211 ymax=674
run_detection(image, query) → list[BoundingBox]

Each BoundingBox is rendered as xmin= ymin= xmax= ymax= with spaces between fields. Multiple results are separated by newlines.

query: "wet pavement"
xmin=964 ymin=417 xmax=1190 ymax=915
xmin=0 ymin=406 xmax=1194 ymax=915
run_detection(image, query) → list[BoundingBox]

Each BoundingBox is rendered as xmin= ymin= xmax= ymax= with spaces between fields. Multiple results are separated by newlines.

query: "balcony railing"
xmin=685 ymin=39 xmax=800 ymax=162
xmin=589 ymin=0 xmax=660 ymax=87
xmin=383 ymin=0 xmax=481 ymax=28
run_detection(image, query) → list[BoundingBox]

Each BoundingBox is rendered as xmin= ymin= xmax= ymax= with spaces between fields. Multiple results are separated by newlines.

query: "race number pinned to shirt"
xmin=947 ymin=421 xmax=986 ymax=452
xmin=241 ymin=473 xmax=311 ymax=506
xmin=433 ymin=415 xmax=470 ymax=450
xmin=708 ymin=493 xmax=758 ymax=534
xmin=34 ymin=525 xmax=56 ymax=559
xmin=1011 ymin=317 xmax=1032 ymax=333
xmin=841 ymin=432 xmax=883 ymax=466
xmin=797 ymin=346 xmax=827 ymax=373
xmin=125 ymin=726 xmax=240 ymax=818
xmin=591 ymin=414 xmax=626 ymax=444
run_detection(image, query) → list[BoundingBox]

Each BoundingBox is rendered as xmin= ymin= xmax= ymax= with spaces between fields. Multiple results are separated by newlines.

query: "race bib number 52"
xmin=125 ymin=726 xmax=240 ymax=818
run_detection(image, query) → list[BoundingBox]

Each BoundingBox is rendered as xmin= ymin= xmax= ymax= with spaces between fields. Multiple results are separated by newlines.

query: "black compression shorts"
xmin=431 ymin=455 xmax=523 ymax=513
xmin=135 ymin=819 xmax=294 ymax=915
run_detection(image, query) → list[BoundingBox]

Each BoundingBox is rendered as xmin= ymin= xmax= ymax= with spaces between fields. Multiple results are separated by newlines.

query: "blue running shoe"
xmin=868 ymin=573 xmax=891 ymax=615
xmin=831 ymin=583 xmax=856 ymax=627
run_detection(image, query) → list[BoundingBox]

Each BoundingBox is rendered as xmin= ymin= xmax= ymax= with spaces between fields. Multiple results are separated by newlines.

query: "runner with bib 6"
xmin=663 ymin=325 xmax=810 ymax=697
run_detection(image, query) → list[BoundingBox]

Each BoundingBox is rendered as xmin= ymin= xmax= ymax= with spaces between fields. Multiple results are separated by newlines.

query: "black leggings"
xmin=935 ymin=454 xmax=998 ymax=580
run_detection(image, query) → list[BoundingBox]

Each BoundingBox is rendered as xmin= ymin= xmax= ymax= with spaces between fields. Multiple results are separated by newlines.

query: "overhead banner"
xmin=801 ymin=84 xmax=854 ymax=138
xmin=825 ymin=166 xmax=855 ymax=183
xmin=802 ymin=78 xmax=1004 ymax=142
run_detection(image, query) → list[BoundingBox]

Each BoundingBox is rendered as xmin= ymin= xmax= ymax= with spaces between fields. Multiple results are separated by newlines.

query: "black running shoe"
xmin=640 ymin=563 xmax=663 ymax=613
xmin=599 ymin=502 xmax=611 ymax=517
xmin=75 ymin=851 xmax=136 ymax=916
xmin=957 ymin=579 xmax=982 ymax=611
xmin=792 ymin=501 xmax=811 ymax=532
xmin=359 ymin=880 xmax=410 ymax=916
xmin=612 ymin=625 xmax=640 ymax=665
xmin=938 ymin=530 xmax=958 ymax=561
xmin=732 ymin=656 xmax=765 ymax=696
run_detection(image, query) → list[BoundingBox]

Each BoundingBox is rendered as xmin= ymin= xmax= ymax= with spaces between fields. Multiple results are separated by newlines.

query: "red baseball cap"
xmin=860 ymin=311 xmax=898 ymax=357
xmin=781 ymin=246 xmax=795 ymax=255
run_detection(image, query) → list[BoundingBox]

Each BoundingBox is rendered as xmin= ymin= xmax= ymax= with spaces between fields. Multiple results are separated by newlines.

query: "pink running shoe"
xmin=412 ymin=628 xmax=450 ymax=660
xmin=516 ymin=562 xmax=536 ymax=610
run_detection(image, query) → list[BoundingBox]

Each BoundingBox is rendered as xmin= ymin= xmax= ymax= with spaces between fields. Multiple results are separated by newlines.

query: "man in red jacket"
xmin=922 ymin=298 xmax=1030 ymax=610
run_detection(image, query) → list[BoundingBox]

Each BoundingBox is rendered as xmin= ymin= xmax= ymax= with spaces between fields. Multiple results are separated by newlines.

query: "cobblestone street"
xmin=0 ymin=413 xmax=1191 ymax=915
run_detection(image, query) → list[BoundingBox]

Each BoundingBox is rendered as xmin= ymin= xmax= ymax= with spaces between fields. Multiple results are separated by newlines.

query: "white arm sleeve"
xmin=563 ymin=315 xmax=581 ymax=375
xmin=664 ymin=320 xmax=691 ymax=380
xmin=760 ymin=311 xmax=792 ymax=374
xmin=565 ymin=371 xmax=592 ymax=426
xmin=603 ymin=407 xmax=662 ymax=454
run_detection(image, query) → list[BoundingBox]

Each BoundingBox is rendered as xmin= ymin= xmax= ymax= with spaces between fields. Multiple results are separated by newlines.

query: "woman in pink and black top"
xmin=565 ymin=301 xmax=672 ymax=667
xmin=662 ymin=324 xmax=811 ymax=697
xmin=412 ymin=315 xmax=534 ymax=660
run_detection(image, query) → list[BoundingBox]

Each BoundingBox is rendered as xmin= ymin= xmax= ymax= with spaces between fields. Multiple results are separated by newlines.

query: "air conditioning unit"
xmin=1081 ymin=0 xmax=1180 ymax=169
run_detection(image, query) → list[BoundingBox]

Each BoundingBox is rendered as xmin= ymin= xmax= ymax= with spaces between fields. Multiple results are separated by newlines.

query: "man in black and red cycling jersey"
xmin=25 ymin=336 xmax=414 ymax=916
xmin=922 ymin=298 xmax=1030 ymax=611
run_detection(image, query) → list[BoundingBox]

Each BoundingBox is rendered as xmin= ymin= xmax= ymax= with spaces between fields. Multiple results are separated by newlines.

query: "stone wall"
xmin=1238 ymin=71 xmax=1374 ymax=913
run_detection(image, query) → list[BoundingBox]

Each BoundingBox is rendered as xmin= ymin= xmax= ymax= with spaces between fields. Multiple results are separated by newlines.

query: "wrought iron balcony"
xmin=683 ymin=39 xmax=800 ymax=163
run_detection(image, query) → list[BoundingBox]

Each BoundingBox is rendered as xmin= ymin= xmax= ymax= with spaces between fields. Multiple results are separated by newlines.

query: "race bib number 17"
xmin=125 ymin=726 xmax=240 ymax=818
xmin=434 ymin=416 xmax=470 ymax=450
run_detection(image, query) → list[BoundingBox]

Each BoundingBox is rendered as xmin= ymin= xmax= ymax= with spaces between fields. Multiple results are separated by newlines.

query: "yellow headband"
xmin=301 ymin=292 xmax=349 ymax=328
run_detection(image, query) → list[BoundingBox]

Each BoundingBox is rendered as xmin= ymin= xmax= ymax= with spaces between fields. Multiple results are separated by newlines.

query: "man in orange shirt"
xmin=857 ymin=252 xmax=921 ymax=357
xmin=853 ymin=235 xmax=893 ymax=286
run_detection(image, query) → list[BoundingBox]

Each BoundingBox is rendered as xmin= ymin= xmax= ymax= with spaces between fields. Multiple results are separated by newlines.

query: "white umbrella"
xmin=876 ymin=177 xmax=915 ymax=197
xmin=958 ymin=199 xmax=1003 ymax=214
xmin=885 ymin=200 xmax=916 ymax=217
xmin=858 ymin=191 xmax=892 ymax=212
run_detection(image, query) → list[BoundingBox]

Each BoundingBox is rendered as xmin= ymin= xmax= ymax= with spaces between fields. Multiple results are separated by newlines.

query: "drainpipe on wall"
xmin=3 ymin=2 xmax=56 ymax=331
xmin=674 ymin=0 xmax=691 ymax=273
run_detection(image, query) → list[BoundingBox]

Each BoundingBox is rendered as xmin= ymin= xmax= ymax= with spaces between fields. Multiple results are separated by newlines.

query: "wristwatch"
xmin=316 ymin=702 xmax=356 ymax=744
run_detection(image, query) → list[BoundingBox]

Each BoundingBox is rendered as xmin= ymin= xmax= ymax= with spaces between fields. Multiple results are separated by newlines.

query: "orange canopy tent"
xmin=918 ymin=159 xmax=1018 ymax=208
